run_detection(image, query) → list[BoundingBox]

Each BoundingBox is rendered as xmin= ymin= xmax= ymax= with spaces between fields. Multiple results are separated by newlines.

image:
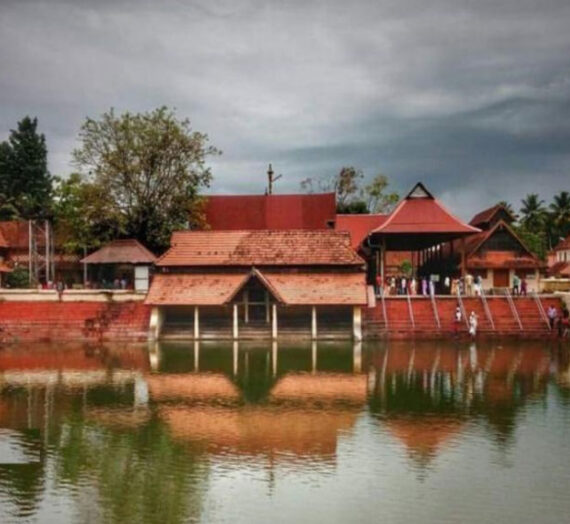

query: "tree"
xmin=0 ymin=116 xmax=53 ymax=218
xmin=520 ymin=193 xmax=546 ymax=233
xmin=72 ymin=107 xmax=219 ymax=252
xmin=53 ymin=173 xmax=123 ymax=254
xmin=549 ymin=191 xmax=570 ymax=245
xmin=301 ymin=167 xmax=399 ymax=214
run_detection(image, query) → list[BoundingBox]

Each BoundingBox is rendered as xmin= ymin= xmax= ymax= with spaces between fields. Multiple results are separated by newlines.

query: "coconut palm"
xmin=520 ymin=193 xmax=546 ymax=233
xmin=549 ymin=191 xmax=570 ymax=244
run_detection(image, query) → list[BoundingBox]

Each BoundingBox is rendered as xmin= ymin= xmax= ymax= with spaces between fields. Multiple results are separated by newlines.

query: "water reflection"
xmin=0 ymin=340 xmax=568 ymax=523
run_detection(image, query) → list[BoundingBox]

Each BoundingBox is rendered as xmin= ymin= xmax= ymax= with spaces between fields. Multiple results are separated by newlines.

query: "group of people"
xmin=511 ymin=274 xmax=529 ymax=296
xmin=547 ymin=305 xmax=570 ymax=338
xmin=377 ymin=273 xmax=486 ymax=297
xmin=379 ymin=276 xmax=434 ymax=296
xmin=453 ymin=306 xmax=479 ymax=338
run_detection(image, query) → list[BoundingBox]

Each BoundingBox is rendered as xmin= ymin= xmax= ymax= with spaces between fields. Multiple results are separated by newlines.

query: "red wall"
xmin=0 ymin=301 xmax=151 ymax=342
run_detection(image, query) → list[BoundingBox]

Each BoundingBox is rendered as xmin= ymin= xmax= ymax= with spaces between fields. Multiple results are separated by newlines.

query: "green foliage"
xmin=514 ymin=225 xmax=547 ymax=260
xmin=5 ymin=266 xmax=30 ymax=288
xmin=0 ymin=117 xmax=53 ymax=219
xmin=399 ymin=260 xmax=412 ymax=276
xmin=520 ymin=193 xmax=546 ymax=233
xmin=549 ymin=191 xmax=570 ymax=245
xmin=72 ymin=107 xmax=219 ymax=252
xmin=301 ymin=168 xmax=399 ymax=214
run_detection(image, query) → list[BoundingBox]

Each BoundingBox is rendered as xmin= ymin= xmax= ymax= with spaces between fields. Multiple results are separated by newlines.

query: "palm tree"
xmin=520 ymin=193 xmax=546 ymax=233
xmin=549 ymin=191 xmax=570 ymax=245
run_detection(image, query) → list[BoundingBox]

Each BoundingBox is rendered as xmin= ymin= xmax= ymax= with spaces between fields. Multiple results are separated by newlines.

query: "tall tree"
xmin=520 ymin=193 xmax=546 ymax=233
xmin=549 ymin=191 xmax=570 ymax=245
xmin=365 ymin=174 xmax=400 ymax=214
xmin=72 ymin=107 xmax=219 ymax=252
xmin=0 ymin=116 xmax=53 ymax=218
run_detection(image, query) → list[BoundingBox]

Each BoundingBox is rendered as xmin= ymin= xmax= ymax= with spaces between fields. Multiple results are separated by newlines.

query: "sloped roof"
xmin=258 ymin=272 xmax=368 ymax=305
xmin=145 ymin=273 xmax=249 ymax=305
xmin=371 ymin=183 xmax=480 ymax=235
xmin=0 ymin=262 xmax=13 ymax=272
xmin=146 ymin=270 xmax=367 ymax=306
xmin=81 ymin=239 xmax=156 ymax=264
xmin=554 ymin=235 xmax=570 ymax=251
xmin=204 ymin=193 xmax=336 ymax=230
xmin=156 ymin=230 xmax=364 ymax=267
xmin=335 ymin=214 xmax=387 ymax=249
xmin=469 ymin=204 xmax=516 ymax=227
xmin=548 ymin=261 xmax=570 ymax=277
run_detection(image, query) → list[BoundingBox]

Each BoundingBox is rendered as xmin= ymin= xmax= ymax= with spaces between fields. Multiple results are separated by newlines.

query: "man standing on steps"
xmin=512 ymin=274 xmax=520 ymax=296
xmin=454 ymin=306 xmax=462 ymax=337
xmin=547 ymin=305 xmax=557 ymax=330
xmin=465 ymin=273 xmax=474 ymax=296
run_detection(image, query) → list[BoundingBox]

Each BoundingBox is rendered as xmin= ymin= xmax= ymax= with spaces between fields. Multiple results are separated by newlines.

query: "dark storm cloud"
xmin=1 ymin=0 xmax=569 ymax=218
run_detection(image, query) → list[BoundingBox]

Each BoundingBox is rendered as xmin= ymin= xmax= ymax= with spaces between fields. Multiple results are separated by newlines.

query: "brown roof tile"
xmin=156 ymin=230 xmax=364 ymax=267
xmin=81 ymin=239 xmax=156 ymax=264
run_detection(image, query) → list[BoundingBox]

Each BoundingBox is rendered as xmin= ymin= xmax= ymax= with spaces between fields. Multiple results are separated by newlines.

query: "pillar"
xmin=265 ymin=291 xmax=270 ymax=323
xmin=353 ymin=306 xmax=362 ymax=341
xmin=381 ymin=237 xmax=387 ymax=283
xmin=193 ymin=341 xmax=199 ymax=371
xmin=148 ymin=306 xmax=164 ymax=340
xmin=233 ymin=341 xmax=238 ymax=376
xmin=272 ymin=341 xmax=278 ymax=377
xmin=233 ymin=303 xmax=239 ymax=339
xmin=244 ymin=289 xmax=249 ymax=323
xmin=353 ymin=341 xmax=362 ymax=373
xmin=272 ymin=304 xmax=278 ymax=339
xmin=311 ymin=306 xmax=317 ymax=339
xmin=312 ymin=341 xmax=317 ymax=374
xmin=194 ymin=306 xmax=199 ymax=339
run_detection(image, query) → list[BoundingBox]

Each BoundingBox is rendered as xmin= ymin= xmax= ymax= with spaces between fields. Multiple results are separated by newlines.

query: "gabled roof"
xmin=469 ymin=204 xmax=516 ymax=228
xmin=463 ymin=219 xmax=535 ymax=258
xmin=548 ymin=261 xmax=570 ymax=277
xmin=553 ymin=235 xmax=570 ymax=251
xmin=371 ymin=183 xmax=480 ymax=235
xmin=81 ymin=239 xmax=156 ymax=264
xmin=204 ymin=193 xmax=336 ymax=230
xmin=145 ymin=270 xmax=368 ymax=306
xmin=335 ymin=214 xmax=388 ymax=249
xmin=156 ymin=230 xmax=364 ymax=267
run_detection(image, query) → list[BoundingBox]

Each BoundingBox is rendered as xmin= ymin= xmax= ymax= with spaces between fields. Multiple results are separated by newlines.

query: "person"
xmin=512 ymin=274 xmax=520 ymax=296
xmin=547 ymin=305 xmax=558 ymax=330
xmin=401 ymin=276 xmax=407 ymax=296
xmin=451 ymin=277 xmax=457 ymax=296
xmin=422 ymin=277 xmax=428 ymax=296
xmin=465 ymin=272 xmax=474 ymax=296
xmin=454 ymin=306 xmax=462 ymax=336
xmin=469 ymin=311 xmax=478 ymax=338
xmin=56 ymin=279 xmax=64 ymax=301
xmin=474 ymin=275 xmax=482 ymax=296
xmin=429 ymin=277 xmax=435 ymax=296
xmin=375 ymin=274 xmax=382 ymax=296
xmin=410 ymin=277 xmax=417 ymax=296
xmin=390 ymin=277 xmax=396 ymax=296
xmin=520 ymin=277 xmax=527 ymax=296
xmin=559 ymin=307 xmax=569 ymax=338
xmin=444 ymin=276 xmax=451 ymax=295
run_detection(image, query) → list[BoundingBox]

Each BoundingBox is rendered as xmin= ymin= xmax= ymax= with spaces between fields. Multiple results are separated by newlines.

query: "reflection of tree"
xmin=53 ymin=410 xmax=207 ymax=524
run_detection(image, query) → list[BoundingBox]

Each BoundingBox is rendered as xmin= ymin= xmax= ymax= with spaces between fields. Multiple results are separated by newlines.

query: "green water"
xmin=0 ymin=340 xmax=569 ymax=523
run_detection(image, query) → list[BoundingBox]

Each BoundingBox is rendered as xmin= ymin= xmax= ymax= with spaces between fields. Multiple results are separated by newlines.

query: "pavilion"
xmin=81 ymin=239 xmax=156 ymax=291
xmin=336 ymin=183 xmax=480 ymax=286
xmin=145 ymin=230 xmax=369 ymax=340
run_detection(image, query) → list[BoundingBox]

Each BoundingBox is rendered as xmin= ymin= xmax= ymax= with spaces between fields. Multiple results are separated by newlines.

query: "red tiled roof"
xmin=548 ymin=261 xmax=570 ymax=277
xmin=204 ymin=193 xmax=336 ymax=230
xmin=469 ymin=204 xmax=516 ymax=227
xmin=81 ymin=239 xmax=156 ymax=264
xmin=371 ymin=183 xmax=480 ymax=235
xmin=0 ymin=262 xmax=13 ymax=273
xmin=156 ymin=230 xmax=364 ymax=267
xmin=554 ymin=235 xmax=570 ymax=251
xmin=145 ymin=273 xmax=249 ymax=305
xmin=335 ymin=214 xmax=387 ymax=249
xmin=0 ymin=221 xmax=29 ymax=249
xmin=259 ymin=272 xmax=368 ymax=305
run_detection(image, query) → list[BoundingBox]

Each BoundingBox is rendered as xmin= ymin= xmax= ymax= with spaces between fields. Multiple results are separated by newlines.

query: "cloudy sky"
xmin=1 ymin=0 xmax=569 ymax=219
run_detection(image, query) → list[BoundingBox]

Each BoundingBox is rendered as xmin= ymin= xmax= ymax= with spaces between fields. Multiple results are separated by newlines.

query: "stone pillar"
xmin=148 ymin=306 xmax=164 ymax=340
xmin=311 ymin=306 xmax=317 ymax=339
xmin=193 ymin=341 xmax=199 ymax=371
xmin=353 ymin=306 xmax=362 ymax=341
xmin=233 ymin=341 xmax=238 ymax=376
xmin=194 ymin=306 xmax=200 ymax=340
xmin=233 ymin=304 xmax=239 ymax=339
xmin=272 ymin=304 xmax=278 ymax=340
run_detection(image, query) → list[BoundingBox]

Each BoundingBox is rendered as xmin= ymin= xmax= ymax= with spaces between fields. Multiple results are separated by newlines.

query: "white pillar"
xmin=233 ymin=341 xmax=239 ymax=376
xmin=353 ymin=306 xmax=362 ymax=341
xmin=272 ymin=341 xmax=278 ymax=377
xmin=353 ymin=341 xmax=362 ymax=373
xmin=148 ymin=306 xmax=164 ymax=340
xmin=194 ymin=306 xmax=200 ymax=340
xmin=244 ymin=289 xmax=249 ymax=323
xmin=311 ymin=306 xmax=317 ymax=339
xmin=265 ymin=291 xmax=270 ymax=323
xmin=193 ymin=341 xmax=199 ymax=371
xmin=233 ymin=304 xmax=239 ymax=339
xmin=272 ymin=304 xmax=278 ymax=339
xmin=148 ymin=341 xmax=160 ymax=372
xmin=311 ymin=341 xmax=317 ymax=374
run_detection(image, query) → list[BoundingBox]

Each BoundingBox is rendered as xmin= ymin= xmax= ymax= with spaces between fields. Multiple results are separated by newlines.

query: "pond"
xmin=0 ymin=340 xmax=569 ymax=523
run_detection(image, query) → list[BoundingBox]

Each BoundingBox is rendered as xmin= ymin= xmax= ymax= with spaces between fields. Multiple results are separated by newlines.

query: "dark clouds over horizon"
xmin=1 ymin=0 xmax=570 ymax=220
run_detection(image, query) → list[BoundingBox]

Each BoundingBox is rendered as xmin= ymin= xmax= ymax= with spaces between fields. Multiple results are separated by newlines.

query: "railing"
xmin=406 ymin=292 xmax=415 ymax=329
xmin=380 ymin=286 xmax=389 ymax=331
xmin=480 ymin=287 xmax=495 ymax=331
xmin=430 ymin=292 xmax=441 ymax=330
xmin=505 ymin=288 xmax=523 ymax=331
xmin=456 ymin=288 xmax=469 ymax=329
xmin=532 ymin=291 xmax=551 ymax=331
